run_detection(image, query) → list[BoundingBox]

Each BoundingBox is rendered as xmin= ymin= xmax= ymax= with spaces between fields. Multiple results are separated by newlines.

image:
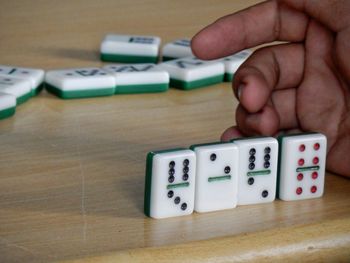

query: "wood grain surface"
xmin=0 ymin=0 xmax=349 ymax=262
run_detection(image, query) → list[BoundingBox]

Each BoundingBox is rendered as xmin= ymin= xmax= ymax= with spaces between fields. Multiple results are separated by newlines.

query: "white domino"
xmin=45 ymin=67 xmax=116 ymax=99
xmin=162 ymin=39 xmax=193 ymax=61
xmin=233 ymin=137 xmax=278 ymax=205
xmin=158 ymin=56 xmax=224 ymax=90
xmin=0 ymin=65 xmax=44 ymax=95
xmin=221 ymin=50 xmax=252 ymax=82
xmin=191 ymin=142 xmax=239 ymax=213
xmin=0 ymin=75 xmax=32 ymax=104
xmin=144 ymin=149 xmax=196 ymax=219
xmin=0 ymin=92 xmax=16 ymax=120
xmin=100 ymin=34 xmax=161 ymax=63
xmin=278 ymin=133 xmax=327 ymax=201
xmin=103 ymin=64 xmax=169 ymax=94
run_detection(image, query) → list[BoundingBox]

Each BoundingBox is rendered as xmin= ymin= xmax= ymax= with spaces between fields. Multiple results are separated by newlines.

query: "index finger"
xmin=191 ymin=0 xmax=309 ymax=59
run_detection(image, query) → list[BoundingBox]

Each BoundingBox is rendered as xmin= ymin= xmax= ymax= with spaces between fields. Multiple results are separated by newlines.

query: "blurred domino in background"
xmin=162 ymin=39 xmax=193 ymax=61
xmin=103 ymin=64 xmax=169 ymax=94
xmin=158 ymin=56 xmax=224 ymax=90
xmin=0 ymin=65 xmax=45 ymax=96
xmin=0 ymin=75 xmax=32 ymax=104
xmin=45 ymin=68 xmax=116 ymax=99
xmin=100 ymin=34 xmax=161 ymax=63
xmin=0 ymin=92 xmax=16 ymax=120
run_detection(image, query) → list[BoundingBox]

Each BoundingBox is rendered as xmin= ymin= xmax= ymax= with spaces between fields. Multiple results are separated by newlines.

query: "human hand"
xmin=191 ymin=0 xmax=350 ymax=177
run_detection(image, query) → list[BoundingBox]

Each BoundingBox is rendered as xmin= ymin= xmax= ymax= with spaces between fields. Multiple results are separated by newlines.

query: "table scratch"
xmin=0 ymin=237 xmax=36 ymax=256
xmin=76 ymin=116 xmax=87 ymax=243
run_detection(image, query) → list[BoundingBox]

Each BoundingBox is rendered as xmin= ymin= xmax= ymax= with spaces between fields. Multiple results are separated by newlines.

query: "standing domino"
xmin=232 ymin=137 xmax=278 ymax=205
xmin=0 ymin=92 xmax=16 ymax=120
xmin=0 ymin=75 xmax=32 ymax=104
xmin=277 ymin=133 xmax=327 ymax=201
xmin=158 ymin=56 xmax=224 ymax=90
xmin=45 ymin=68 xmax=116 ymax=99
xmin=100 ymin=34 xmax=161 ymax=63
xmin=0 ymin=65 xmax=45 ymax=95
xmin=144 ymin=148 xmax=196 ymax=219
xmin=190 ymin=142 xmax=239 ymax=213
xmin=103 ymin=64 xmax=169 ymax=94
xmin=162 ymin=39 xmax=193 ymax=61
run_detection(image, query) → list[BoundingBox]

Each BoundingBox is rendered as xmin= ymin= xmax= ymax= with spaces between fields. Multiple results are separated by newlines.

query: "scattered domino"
xmin=158 ymin=56 xmax=224 ymax=90
xmin=144 ymin=148 xmax=196 ymax=219
xmin=0 ymin=65 xmax=45 ymax=95
xmin=221 ymin=50 xmax=252 ymax=82
xmin=162 ymin=39 xmax=193 ymax=61
xmin=0 ymin=92 xmax=16 ymax=120
xmin=103 ymin=64 xmax=169 ymax=94
xmin=0 ymin=75 xmax=32 ymax=104
xmin=232 ymin=137 xmax=278 ymax=205
xmin=277 ymin=133 xmax=327 ymax=201
xmin=190 ymin=142 xmax=239 ymax=213
xmin=100 ymin=34 xmax=161 ymax=63
xmin=45 ymin=68 xmax=116 ymax=99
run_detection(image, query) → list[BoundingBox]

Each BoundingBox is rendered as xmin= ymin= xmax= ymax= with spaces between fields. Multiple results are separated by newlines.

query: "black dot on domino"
xmin=169 ymin=168 xmax=175 ymax=176
xmin=249 ymin=163 xmax=255 ymax=170
xmin=183 ymin=166 xmax=189 ymax=174
xmin=249 ymin=148 xmax=256 ymax=155
xmin=174 ymin=196 xmax=180 ymax=204
xmin=210 ymin=153 xmax=216 ymax=161
xmin=169 ymin=161 xmax=175 ymax=168
xmin=264 ymin=147 xmax=271 ymax=154
xmin=181 ymin=203 xmax=187 ymax=210
xmin=264 ymin=162 xmax=270 ymax=168
xmin=183 ymin=159 xmax=189 ymax=166
xmin=168 ymin=175 xmax=175 ymax=183
xmin=167 ymin=190 xmax=174 ymax=198
xmin=182 ymin=174 xmax=189 ymax=181
xmin=262 ymin=190 xmax=269 ymax=198
xmin=249 ymin=155 xmax=255 ymax=163
xmin=224 ymin=166 xmax=231 ymax=174
xmin=248 ymin=177 xmax=254 ymax=185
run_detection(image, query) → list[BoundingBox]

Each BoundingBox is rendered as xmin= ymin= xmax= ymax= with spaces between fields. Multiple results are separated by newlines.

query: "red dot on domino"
xmin=311 ymin=186 xmax=317 ymax=193
xmin=296 ymin=187 xmax=303 ymax=195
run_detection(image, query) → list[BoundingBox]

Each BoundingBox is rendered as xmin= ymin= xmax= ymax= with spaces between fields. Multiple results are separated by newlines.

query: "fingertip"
xmin=245 ymin=105 xmax=280 ymax=136
xmin=233 ymin=65 xmax=271 ymax=113
xmin=221 ymin=126 xmax=244 ymax=141
xmin=191 ymin=25 xmax=222 ymax=60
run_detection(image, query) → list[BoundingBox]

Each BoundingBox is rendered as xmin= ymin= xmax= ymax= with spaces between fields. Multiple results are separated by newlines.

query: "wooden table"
xmin=1 ymin=1 xmax=349 ymax=262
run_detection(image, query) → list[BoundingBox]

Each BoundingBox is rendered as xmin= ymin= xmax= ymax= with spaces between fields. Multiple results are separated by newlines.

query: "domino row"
xmin=0 ymin=48 xmax=251 ymax=108
xmin=144 ymin=133 xmax=327 ymax=219
xmin=44 ymin=51 xmax=251 ymax=99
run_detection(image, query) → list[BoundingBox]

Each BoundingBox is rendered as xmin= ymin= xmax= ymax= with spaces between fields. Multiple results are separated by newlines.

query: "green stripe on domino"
xmin=167 ymin=182 xmax=190 ymax=190
xmin=100 ymin=53 xmax=158 ymax=63
xmin=296 ymin=166 xmax=320 ymax=172
xmin=17 ymin=92 xmax=32 ymax=105
xmin=45 ymin=83 xmax=115 ymax=99
xmin=208 ymin=175 xmax=232 ymax=182
xmin=170 ymin=74 xmax=224 ymax=90
xmin=247 ymin=169 xmax=271 ymax=176
xmin=224 ymin=73 xmax=234 ymax=82
xmin=0 ymin=107 xmax=16 ymax=120
xmin=115 ymin=83 xmax=168 ymax=94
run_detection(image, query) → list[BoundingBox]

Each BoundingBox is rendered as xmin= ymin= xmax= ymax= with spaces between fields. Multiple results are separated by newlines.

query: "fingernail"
xmin=237 ymin=84 xmax=244 ymax=100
